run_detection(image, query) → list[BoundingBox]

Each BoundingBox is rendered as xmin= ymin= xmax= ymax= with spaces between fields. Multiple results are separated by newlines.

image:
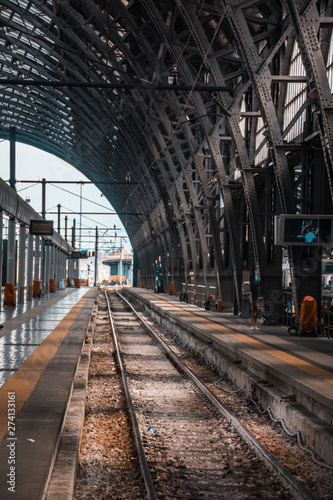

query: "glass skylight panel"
xmin=283 ymin=42 xmax=306 ymax=141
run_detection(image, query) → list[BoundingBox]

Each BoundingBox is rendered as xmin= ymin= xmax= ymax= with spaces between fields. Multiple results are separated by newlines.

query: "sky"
xmin=0 ymin=140 xmax=132 ymax=253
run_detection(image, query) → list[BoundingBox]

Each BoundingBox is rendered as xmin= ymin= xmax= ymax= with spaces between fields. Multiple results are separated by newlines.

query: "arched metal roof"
xmin=1 ymin=1 xmax=333 ymax=318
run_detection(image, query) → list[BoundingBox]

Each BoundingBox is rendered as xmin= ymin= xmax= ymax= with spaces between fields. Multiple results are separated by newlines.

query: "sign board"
xmin=70 ymin=251 xmax=88 ymax=259
xmin=275 ymin=215 xmax=333 ymax=246
xmin=29 ymin=219 xmax=53 ymax=235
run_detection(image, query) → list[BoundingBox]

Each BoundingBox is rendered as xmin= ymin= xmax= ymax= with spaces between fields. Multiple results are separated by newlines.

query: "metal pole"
xmin=18 ymin=223 xmax=26 ymax=304
xmin=65 ymin=216 xmax=68 ymax=241
xmin=42 ymin=178 xmax=46 ymax=219
xmin=9 ymin=126 xmax=16 ymax=191
xmin=57 ymin=204 xmax=61 ymax=234
xmin=72 ymin=219 xmax=76 ymax=248
xmin=94 ymin=226 xmax=98 ymax=286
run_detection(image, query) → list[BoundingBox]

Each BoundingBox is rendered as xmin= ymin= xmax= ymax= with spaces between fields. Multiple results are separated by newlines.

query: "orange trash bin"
xmin=4 ymin=282 xmax=16 ymax=307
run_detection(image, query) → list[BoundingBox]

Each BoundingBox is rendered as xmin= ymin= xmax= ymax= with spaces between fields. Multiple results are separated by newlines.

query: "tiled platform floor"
xmin=0 ymin=286 xmax=97 ymax=500
xmin=0 ymin=288 xmax=89 ymax=387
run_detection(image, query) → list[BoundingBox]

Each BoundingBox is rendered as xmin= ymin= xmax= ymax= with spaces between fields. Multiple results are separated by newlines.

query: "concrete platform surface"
xmin=124 ymin=288 xmax=333 ymax=466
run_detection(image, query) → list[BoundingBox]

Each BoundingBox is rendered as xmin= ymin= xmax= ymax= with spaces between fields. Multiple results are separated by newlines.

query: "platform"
xmin=0 ymin=286 xmax=97 ymax=500
xmin=124 ymin=287 xmax=333 ymax=467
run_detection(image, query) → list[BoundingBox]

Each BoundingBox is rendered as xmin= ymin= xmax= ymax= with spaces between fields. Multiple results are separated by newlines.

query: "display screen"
xmin=71 ymin=251 xmax=88 ymax=259
xmin=283 ymin=217 xmax=332 ymax=245
xmin=29 ymin=219 xmax=53 ymax=235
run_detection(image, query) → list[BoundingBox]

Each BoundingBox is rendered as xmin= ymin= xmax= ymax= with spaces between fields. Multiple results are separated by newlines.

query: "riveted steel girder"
xmin=1 ymin=0 xmax=332 ymax=320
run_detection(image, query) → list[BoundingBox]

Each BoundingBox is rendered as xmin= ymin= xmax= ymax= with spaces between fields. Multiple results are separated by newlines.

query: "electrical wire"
xmin=60 ymin=205 xmax=110 ymax=229
xmin=48 ymin=183 xmax=116 ymax=212
xmin=17 ymin=182 xmax=40 ymax=192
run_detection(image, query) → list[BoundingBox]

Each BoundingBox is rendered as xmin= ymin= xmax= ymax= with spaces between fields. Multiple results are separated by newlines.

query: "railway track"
xmin=105 ymin=290 xmax=316 ymax=500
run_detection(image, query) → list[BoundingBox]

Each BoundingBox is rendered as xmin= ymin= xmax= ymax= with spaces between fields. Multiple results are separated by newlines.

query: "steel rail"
xmin=104 ymin=291 xmax=157 ymax=500
xmin=117 ymin=290 xmax=317 ymax=500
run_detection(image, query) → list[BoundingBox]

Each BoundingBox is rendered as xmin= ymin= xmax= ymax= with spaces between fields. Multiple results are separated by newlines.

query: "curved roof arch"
xmin=1 ymin=0 xmax=333 ymax=312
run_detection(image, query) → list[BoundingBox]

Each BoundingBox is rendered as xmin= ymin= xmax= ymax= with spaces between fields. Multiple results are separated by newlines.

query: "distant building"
xmin=102 ymin=248 xmax=132 ymax=285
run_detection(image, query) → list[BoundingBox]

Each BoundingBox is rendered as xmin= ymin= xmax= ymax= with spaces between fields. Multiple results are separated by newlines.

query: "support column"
xmin=18 ymin=224 xmax=26 ymax=304
xmin=8 ymin=125 xmax=16 ymax=292
xmin=41 ymin=239 xmax=45 ymax=294
xmin=34 ymin=235 xmax=40 ymax=282
xmin=57 ymin=250 xmax=62 ymax=288
xmin=44 ymin=244 xmax=50 ymax=293
xmin=64 ymin=253 xmax=68 ymax=283
xmin=50 ymin=244 xmax=54 ymax=280
xmin=68 ymin=257 xmax=74 ymax=286
xmin=74 ymin=259 xmax=77 ymax=283
xmin=49 ymin=244 xmax=54 ymax=292
xmin=54 ymin=247 xmax=59 ymax=290
xmin=26 ymin=233 xmax=33 ymax=300
xmin=7 ymin=217 xmax=16 ymax=286
xmin=60 ymin=251 xmax=64 ymax=283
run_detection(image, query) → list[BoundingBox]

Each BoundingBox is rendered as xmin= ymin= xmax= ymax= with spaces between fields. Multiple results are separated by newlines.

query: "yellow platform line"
xmin=0 ymin=289 xmax=93 ymax=443
xmin=148 ymin=295 xmax=333 ymax=385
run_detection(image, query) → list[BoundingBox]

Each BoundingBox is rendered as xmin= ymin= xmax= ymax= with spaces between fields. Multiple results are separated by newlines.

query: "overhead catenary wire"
xmin=17 ymin=182 xmax=40 ymax=192
xmin=59 ymin=205 xmax=111 ymax=229
xmin=49 ymin=183 xmax=116 ymax=212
